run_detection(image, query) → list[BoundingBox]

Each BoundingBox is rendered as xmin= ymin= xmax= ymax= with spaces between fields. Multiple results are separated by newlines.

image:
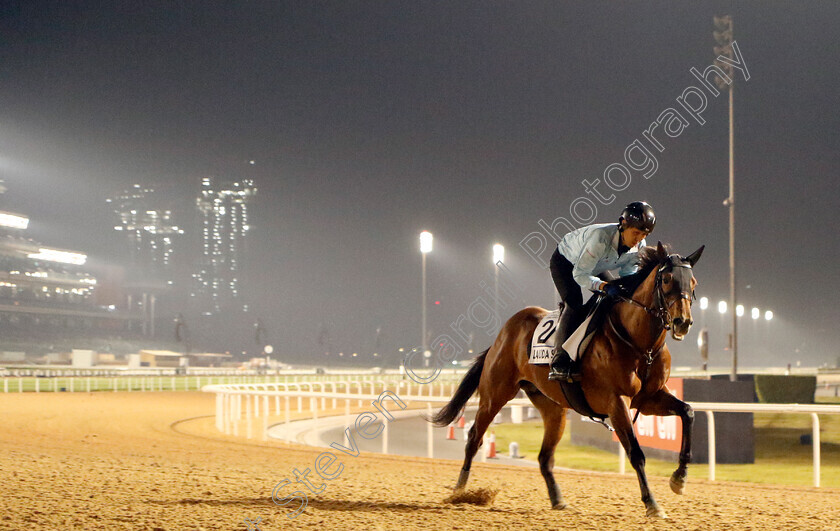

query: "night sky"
xmin=0 ymin=1 xmax=838 ymax=367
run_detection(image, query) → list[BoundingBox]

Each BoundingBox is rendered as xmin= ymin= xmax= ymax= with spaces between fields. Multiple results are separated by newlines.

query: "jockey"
xmin=547 ymin=201 xmax=656 ymax=382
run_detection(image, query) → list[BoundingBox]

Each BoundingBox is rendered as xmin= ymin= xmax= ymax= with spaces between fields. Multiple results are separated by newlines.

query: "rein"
xmin=607 ymin=259 xmax=694 ymax=424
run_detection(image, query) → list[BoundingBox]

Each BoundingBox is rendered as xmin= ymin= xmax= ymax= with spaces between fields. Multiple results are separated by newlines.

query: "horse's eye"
xmin=663 ymin=273 xmax=673 ymax=283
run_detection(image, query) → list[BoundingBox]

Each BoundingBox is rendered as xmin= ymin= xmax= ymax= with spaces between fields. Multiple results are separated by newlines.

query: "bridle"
xmin=606 ymin=256 xmax=696 ymax=415
xmin=613 ymin=256 xmax=695 ymax=332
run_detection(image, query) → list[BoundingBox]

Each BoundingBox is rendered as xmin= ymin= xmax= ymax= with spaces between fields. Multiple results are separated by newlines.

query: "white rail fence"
xmin=615 ymin=402 xmax=840 ymax=487
xmin=203 ymin=382 xmax=840 ymax=488
xmin=0 ymin=371 xmax=464 ymax=393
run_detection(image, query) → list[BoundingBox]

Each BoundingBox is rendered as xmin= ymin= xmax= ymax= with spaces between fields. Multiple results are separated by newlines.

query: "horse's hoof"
xmin=646 ymin=505 xmax=667 ymax=519
xmin=552 ymin=501 xmax=567 ymax=510
xmin=669 ymin=474 xmax=685 ymax=495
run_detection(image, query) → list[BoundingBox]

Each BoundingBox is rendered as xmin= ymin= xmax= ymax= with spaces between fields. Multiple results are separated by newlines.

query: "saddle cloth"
xmin=529 ymin=295 xmax=610 ymax=364
xmin=528 ymin=310 xmax=560 ymax=364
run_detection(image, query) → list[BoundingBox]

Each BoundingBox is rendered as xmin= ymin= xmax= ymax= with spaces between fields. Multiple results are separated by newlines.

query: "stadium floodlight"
xmin=718 ymin=301 xmax=727 ymax=314
xmin=736 ymin=304 xmax=744 ymax=317
xmin=492 ymin=244 xmax=504 ymax=264
xmin=751 ymin=307 xmax=760 ymax=320
xmin=419 ymin=231 xmax=433 ymax=253
xmin=764 ymin=310 xmax=774 ymax=321
xmin=27 ymin=248 xmax=87 ymax=265
xmin=0 ymin=211 xmax=29 ymax=230
xmin=699 ymin=297 xmax=709 ymax=310
xmin=419 ymin=231 xmax=433 ymax=358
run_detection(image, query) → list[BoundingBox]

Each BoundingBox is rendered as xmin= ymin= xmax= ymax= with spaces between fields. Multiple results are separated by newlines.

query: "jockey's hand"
xmin=602 ymin=281 xmax=624 ymax=298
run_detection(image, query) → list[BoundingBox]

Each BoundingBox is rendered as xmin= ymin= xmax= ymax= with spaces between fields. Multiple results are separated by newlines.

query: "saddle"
xmin=556 ymin=294 xmax=616 ymax=421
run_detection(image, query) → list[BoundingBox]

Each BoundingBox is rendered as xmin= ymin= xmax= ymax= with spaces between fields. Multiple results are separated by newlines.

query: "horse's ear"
xmin=656 ymin=241 xmax=666 ymax=257
xmin=685 ymin=245 xmax=705 ymax=267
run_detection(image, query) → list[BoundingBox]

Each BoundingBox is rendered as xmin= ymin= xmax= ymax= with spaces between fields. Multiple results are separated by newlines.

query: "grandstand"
xmin=0 ymin=184 xmax=170 ymax=361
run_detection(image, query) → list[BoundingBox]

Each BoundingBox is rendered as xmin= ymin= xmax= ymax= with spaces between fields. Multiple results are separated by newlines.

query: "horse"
xmin=430 ymin=242 xmax=703 ymax=518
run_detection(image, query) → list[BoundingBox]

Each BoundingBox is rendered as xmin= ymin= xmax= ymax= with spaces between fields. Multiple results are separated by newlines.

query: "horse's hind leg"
xmin=454 ymin=380 xmax=519 ymax=491
xmin=633 ymin=390 xmax=694 ymax=494
xmin=521 ymin=382 xmax=568 ymax=509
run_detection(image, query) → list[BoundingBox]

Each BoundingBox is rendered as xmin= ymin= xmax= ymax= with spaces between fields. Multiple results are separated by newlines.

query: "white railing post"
xmin=297 ymin=389 xmax=303 ymax=413
xmin=619 ymin=442 xmax=626 ymax=475
xmin=223 ymin=393 xmax=231 ymax=434
xmin=246 ymin=395 xmax=253 ymax=439
xmin=427 ymin=403 xmax=433 ymax=458
xmin=382 ymin=415 xmax=389 ymax=455
xmin=216 ymin=393 xmax=223 ymax=431
xmin=232 ymin=395 xmax=239 ymax=436
xmin=262 ymin=396 xmax=269 ymax=442
xmin=812 ymin=412 xmax=821 ymax=488
xmin=345 ymin=399 xmax=351 ymax=434
xmin=284 ymin=396 xmax=291 ymax=442
xmin=706 ymin=411 xmax=716 ymax=481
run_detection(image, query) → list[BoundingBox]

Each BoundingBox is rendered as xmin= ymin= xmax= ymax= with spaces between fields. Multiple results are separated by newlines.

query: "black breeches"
xmin=550 ymin=248 xmax=583 ymax=310
xmin=550 ymin=248 xmax=585 ymax=341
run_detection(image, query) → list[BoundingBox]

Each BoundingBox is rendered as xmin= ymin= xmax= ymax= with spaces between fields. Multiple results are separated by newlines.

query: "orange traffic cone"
xmin=457 ymin=415 xmax=466 ymax=428
xmin=446 ymin=423 xmax=456 ymax=440
xmin=487 ymin=431 xmax=497 ymax=458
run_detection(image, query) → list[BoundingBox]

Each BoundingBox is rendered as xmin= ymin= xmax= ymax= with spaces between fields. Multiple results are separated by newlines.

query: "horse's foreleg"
xmin=610 ymin=399 xmax=665 ymax=518
xmin=634 ymin=390 xmax=694 ymax=495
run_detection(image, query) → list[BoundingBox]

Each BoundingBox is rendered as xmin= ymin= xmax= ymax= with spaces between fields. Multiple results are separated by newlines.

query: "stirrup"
xmin=548 ymin=367 xmax=570 ymax=382
xmin=548 ymin=353 xmax=574 ymax=382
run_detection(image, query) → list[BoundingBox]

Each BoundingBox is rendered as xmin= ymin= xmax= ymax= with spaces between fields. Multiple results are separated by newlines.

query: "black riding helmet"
xmin=619 ymin=201 xmax=656 ymax=233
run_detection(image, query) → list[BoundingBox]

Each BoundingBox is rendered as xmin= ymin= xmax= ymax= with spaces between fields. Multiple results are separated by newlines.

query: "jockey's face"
xmin=620 ymin=226 xmax=648 ymax=248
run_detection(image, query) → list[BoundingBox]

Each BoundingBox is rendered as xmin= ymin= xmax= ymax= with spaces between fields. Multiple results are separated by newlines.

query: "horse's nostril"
xmin=673 ymin=317 xmax=683 ymax=326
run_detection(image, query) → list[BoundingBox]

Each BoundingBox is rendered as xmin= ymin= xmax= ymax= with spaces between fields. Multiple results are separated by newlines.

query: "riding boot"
xmin=547 ymin=348 xmax=574 ymax=382
xmin=547 ymin=304 xmax=583 ymax=382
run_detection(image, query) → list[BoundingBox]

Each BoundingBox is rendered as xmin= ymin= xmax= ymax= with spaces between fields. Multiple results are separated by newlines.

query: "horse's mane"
xmin=613 ymin=243 xmax=672 ymax=294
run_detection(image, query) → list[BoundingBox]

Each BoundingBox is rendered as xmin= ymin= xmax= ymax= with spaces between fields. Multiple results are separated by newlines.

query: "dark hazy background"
xmin=0 ymin=1 xmax=838 ymax=368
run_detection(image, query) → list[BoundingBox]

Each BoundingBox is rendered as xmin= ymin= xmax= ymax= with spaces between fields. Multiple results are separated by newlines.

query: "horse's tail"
xmin=429 ymin=348 xmax=488 ymax=427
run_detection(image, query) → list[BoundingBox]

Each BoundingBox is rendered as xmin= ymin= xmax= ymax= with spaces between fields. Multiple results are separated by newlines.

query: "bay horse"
xmin=431 ymin=242 xmax=703 ymax=518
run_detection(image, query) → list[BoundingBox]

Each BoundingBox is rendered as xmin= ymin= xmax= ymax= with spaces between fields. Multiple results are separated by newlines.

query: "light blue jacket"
xmin=556 ymin=223 xmax=646 ymax=292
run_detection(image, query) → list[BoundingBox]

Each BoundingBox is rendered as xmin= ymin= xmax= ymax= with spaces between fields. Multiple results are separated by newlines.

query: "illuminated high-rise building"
xmin=192 ymin=177 xmax=256 ymax=315
xmin=107 ymin=184 xmax=185 ymax=284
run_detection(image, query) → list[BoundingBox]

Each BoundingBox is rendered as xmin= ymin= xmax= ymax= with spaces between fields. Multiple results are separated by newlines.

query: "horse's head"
xmin=655 ymin=241 xmax=704 ymax=341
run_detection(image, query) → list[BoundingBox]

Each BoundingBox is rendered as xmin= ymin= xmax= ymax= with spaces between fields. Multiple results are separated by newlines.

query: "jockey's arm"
xmin=572 ymin=234 xmax=607 ymax=292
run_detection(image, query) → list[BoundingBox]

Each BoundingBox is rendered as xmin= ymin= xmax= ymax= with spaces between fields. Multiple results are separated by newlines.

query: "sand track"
xmin=1 ymin=392 xmax=838 ymax=530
